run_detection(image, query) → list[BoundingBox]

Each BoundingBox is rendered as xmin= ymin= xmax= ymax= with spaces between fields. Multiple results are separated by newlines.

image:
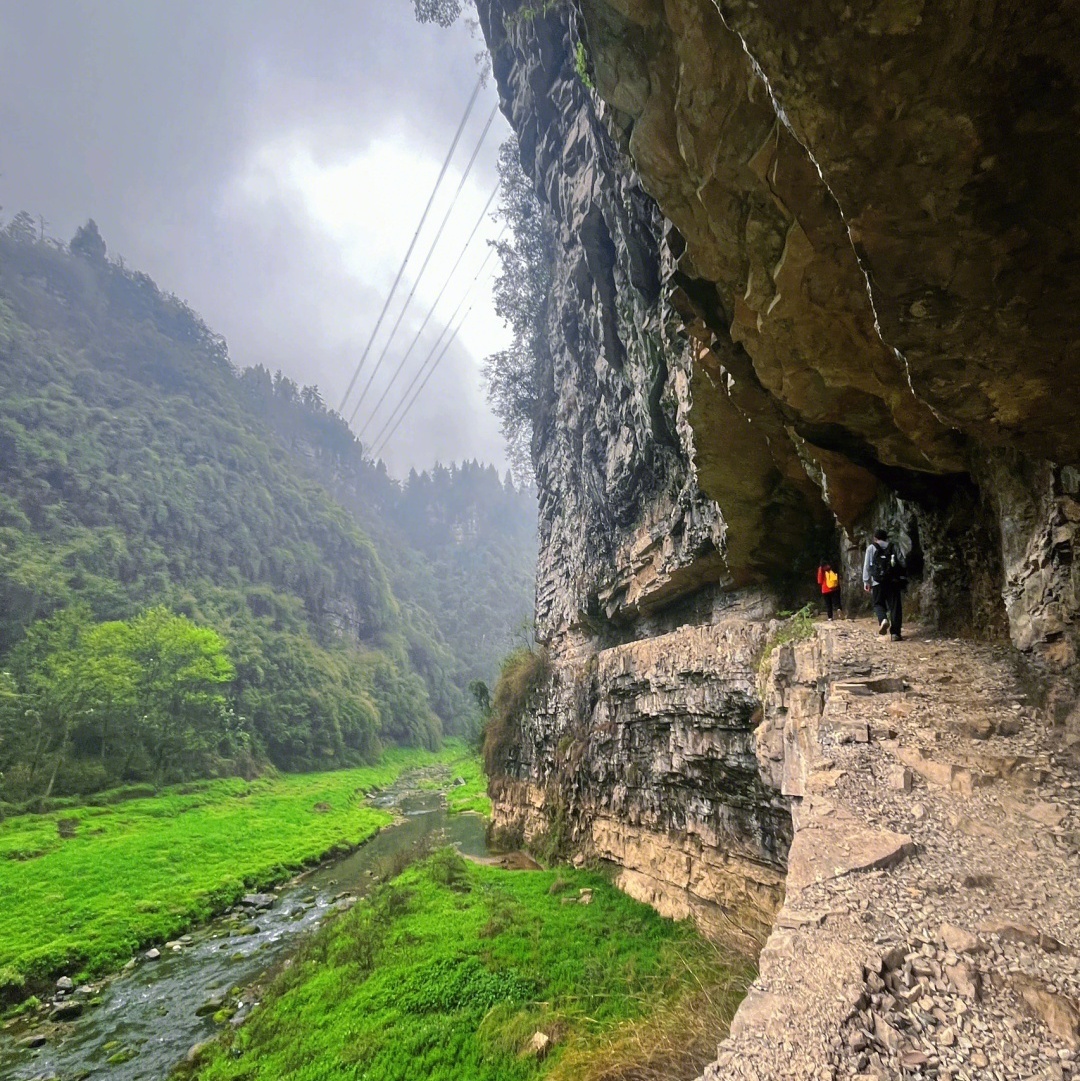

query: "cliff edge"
xmin=474 ymin=0 xmax=1080 ymax=1075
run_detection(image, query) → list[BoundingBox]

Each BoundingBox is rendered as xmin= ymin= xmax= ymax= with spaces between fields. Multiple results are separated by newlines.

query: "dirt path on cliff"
xmin=704 ymin=619 xmax=1079 ymax=1081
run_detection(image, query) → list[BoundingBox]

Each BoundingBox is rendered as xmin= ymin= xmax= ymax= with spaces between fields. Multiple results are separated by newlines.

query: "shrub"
xmin=575 ymin=40 xmax=594 ymax=89
xmin=482 ymin=647 xmax=551 ymax=775
xmin=757 ymin=604 xmax=816 ymax=679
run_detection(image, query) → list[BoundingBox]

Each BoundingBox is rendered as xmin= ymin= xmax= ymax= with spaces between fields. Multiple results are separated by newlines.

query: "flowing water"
xmin=0 ymin=775 xmax=490 ymax=1081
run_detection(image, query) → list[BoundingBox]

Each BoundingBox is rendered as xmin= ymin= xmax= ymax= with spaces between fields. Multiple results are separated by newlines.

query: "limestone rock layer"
xmin=475 ymin=1 xmax=1080 ymax=1063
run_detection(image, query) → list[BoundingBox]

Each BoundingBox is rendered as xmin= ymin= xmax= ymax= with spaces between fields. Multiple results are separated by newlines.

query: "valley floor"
xmin=712 ymin=619 xmax=1080 ymax=1081
xmin=0 ymin=742 xmax=484 ymax=1003
xmin=185 ymin=852 xmax=753 ymax=1081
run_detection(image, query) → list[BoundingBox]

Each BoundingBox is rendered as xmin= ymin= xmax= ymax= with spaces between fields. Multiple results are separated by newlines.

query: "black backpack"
xmin=871 ymin=541 xmax=906 ymax=586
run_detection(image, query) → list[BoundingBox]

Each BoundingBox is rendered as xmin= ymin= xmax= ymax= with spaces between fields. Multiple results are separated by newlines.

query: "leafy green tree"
xmin=126 ymin=607 xmax=234 ymax=781
xmin=468 ymin=679 xmax=490 ymax=716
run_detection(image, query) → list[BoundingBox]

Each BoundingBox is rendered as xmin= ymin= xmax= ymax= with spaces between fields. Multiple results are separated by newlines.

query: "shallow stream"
xmin=0 ymin=774 xmax=489 ymax=1081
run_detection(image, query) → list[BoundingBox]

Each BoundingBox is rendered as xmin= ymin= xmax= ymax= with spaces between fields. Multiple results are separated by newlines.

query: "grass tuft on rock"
xmin=758 ymin=604 xmax=816 ymax=679
xmin=483 ymin=647 xmax=551 ymax=776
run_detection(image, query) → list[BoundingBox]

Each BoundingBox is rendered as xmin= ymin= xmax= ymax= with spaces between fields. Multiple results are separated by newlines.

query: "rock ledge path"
xmin=703 ymin=621 xmax=1080 ymax=1081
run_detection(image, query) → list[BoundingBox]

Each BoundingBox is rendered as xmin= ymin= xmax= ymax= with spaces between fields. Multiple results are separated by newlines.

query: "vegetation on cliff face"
xmin=482 ymin=645 xmax=551 ymax=776
xmin=0 ymin=222 xmax=534 ymax=801
xmin=483 ymin=136 xmax=556 ymax=484
xmin=187 ymin=852 xmax=752 ymax=1081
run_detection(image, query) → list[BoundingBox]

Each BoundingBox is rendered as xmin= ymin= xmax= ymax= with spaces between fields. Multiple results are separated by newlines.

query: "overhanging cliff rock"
xmin=474 ymin=0 xmax=1080 ymax=1072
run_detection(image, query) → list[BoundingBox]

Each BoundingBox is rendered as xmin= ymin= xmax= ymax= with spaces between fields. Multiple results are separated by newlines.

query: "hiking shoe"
xmin=878 ymin=618 xmax=890 ymax=635
xmin=891 ymin=633 xmax=903 ymax=642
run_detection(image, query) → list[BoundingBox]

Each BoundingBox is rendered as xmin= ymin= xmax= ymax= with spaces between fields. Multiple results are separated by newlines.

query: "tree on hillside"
xmin=126 ymin=607 xmax=236 ymax=781
xmin=70 ymin=219 xmax=107 ymax=262
xmin=1 ymin=607 xmax=235 ymax=800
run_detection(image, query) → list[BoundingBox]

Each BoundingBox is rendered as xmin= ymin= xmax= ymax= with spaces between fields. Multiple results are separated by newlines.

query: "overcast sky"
xmin=0 ymin=0 xmax=514 ymax=477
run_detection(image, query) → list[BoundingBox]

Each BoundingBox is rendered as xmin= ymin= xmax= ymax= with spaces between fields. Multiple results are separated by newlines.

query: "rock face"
xmin=490 ymin=615 xmax=789 ymax=938
xmin=479 ymin=0 xmax=1080 ymax=657
xmin=475 ymin=0 xmax=1080 ymax=1071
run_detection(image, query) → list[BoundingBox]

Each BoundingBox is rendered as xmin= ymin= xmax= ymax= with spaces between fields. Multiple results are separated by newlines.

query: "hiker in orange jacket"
xmin=817 ymin=560 xmax=843 ymax=620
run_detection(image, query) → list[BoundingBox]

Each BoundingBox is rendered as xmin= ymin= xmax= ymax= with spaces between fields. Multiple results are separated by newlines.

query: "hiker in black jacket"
xmin=862 ymin=528 xmax=906 ymax=641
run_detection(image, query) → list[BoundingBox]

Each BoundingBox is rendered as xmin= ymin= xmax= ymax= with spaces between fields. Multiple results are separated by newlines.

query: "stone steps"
xmin=703 ymin=620 xmax=1080 ymax=1081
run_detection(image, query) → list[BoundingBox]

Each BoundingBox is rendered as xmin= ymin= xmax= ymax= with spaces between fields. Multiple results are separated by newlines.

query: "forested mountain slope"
xmin=237 ymin=367 xmax=536 ymax=689
xmin=0 ymin=220 xmax=535 ymax=804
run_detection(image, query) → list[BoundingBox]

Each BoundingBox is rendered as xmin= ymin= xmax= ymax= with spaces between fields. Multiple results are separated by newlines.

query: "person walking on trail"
xmin=817 ymin=560 xmax=842 ymax=620
xmin=863 ymin=528 xmax=906 ymax=641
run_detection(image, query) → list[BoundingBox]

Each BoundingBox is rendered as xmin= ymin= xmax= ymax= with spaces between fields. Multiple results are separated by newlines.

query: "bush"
xmin=758 ymin=604 xmax=816 ymax=679
xmin=481 ymin=646 xmax=551 ymax=775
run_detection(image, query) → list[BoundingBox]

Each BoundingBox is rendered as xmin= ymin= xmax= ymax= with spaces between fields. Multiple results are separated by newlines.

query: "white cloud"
xmin=225 ymin=112 xmax=513 ymax=464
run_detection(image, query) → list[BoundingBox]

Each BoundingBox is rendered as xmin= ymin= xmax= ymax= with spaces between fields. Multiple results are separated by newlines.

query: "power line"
xmin=371 ymin=246 xmax=501 ymax=459
xmin=366 ymin=231 xmax=502 ymax=455
xmin=356 ymin=180 xmax=501 ymax=439
xmin=336 ymin=73 xmax=483 ymax=414
xmin=348 ymin=102 xmax=500 ymax=424
xmin=372 ymin=312 xmax=471 ymax=460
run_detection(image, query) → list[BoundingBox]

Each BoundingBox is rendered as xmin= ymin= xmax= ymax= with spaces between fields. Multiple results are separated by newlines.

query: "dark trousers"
xmin=872 ymin=582 xmax=903 ymax=636
xmin=824 ymin=590 xmax=842 ymax=619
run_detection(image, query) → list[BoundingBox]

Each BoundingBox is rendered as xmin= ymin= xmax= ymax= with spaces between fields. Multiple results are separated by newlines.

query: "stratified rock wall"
xmin=475 ymin=0 xmax=1080 ymax=993
xmin=490 ymin=611 xmax=789 ymax=939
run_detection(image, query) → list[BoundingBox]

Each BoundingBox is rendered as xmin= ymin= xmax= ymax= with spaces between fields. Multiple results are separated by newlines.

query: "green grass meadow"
xmin=189 ymin=853 xmax=753 ymax=1081
xmin=0 ymin=743 xmax=482 ymax=1001
xmin=420 ymin=744 xmax=492 ymax=816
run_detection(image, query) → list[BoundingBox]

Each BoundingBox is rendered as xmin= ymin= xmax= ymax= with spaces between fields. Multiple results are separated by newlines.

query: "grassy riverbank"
xmin=189 ymin=853 xmax=753 ymax=1081
xmin=0 ymin=743 xmax=484 ymax=1003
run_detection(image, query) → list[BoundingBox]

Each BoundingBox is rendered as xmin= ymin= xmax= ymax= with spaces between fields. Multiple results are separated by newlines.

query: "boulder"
xmin=49 ymin=999 xmax=84 ymax=1022
xmin=186 ymin=1041 xmax=211 ymax=1064
xmin=196 ymin=994 xmax=227 ymax=1017
xmin=527 ymin=1031 xmax=551 ymax=1059
xmin=939 ymin=923 xmax=984 ymax=955
xmin=1014 ymin=975 xmax=1080 ymax=1049
xmin=944 ymin=961 xmax=981 ymax=1001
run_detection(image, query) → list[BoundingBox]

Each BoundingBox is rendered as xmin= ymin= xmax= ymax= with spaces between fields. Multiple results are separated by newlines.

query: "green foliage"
xmin=190 ymin=855 xmax=752 ymax=1081
xmin=0 ymin=226 xmax=466 ymax=790
xmin=485 ymin=137 xmax=556 ymax=484
xmin=242 ymin=370 xmax=537 ymax=717
xmin=758 ymin=604 xmax=816 ymax=678
xmin=0 ymin=744 xmax=465 ymax=1003
xmin=1 ymin=606 xmax=236 ymax=804
xmin=483 ymin=646 xmax=551 ymax=776
xmin=574 ymin=40 xmax=594 ymax=89
xmin=468 ymin=678 xmax=491 ymax=717
xmin=504 ymin=1 xmax=565 ymax=27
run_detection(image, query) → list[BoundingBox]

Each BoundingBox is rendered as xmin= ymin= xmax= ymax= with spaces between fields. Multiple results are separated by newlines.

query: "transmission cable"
xmin=372 ymin=313 xmax=472 ymax=460
xmin=366 ymin=229 xmax=502 ymax=454
xmin=337 ymin=73 xmax=483 ymax=414
xmin=371 ymin=244 xmax=501 ymax=458
xmin=348 ymin=102 xmax=500 ymax=424
xmin=356 ymin=180 xmax=500 ymax=439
